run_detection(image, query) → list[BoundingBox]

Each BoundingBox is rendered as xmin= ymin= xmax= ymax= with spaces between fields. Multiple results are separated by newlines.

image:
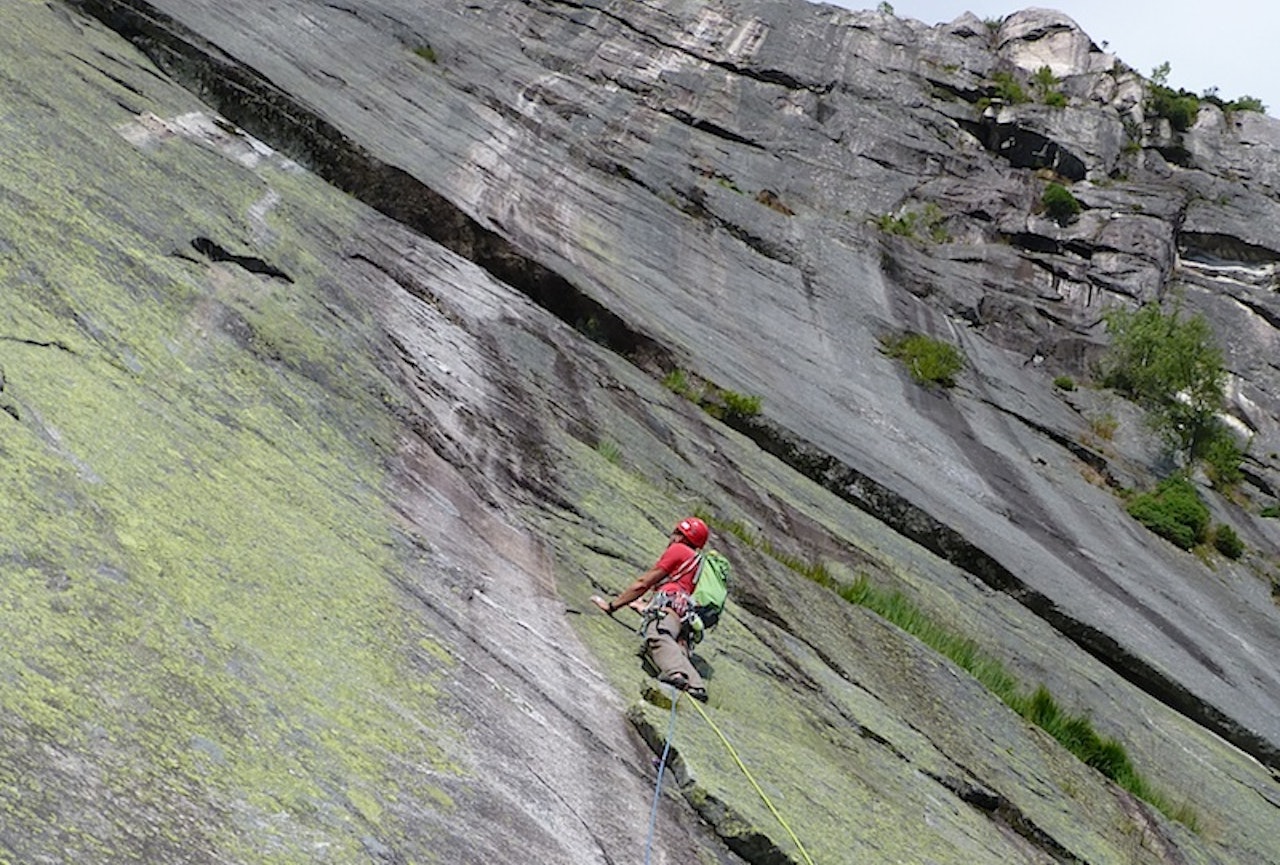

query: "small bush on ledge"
xmin=1042 ymin=182 xmax=1081 ymax=225
xmin=873 ymin=203 xmax=949 ymax=243
xmin=1032 ymin=66 xmax=1068 ymax=107
xmin=991 ymin=70 xmax=1029 ymax=104
xmin=1125 ymin=475 xmax=1209 ymax=550
xmin=1212 ymin=523 xmax=1244 ymax=559
xmin=882 ymin=332 xmax=964 ymax=388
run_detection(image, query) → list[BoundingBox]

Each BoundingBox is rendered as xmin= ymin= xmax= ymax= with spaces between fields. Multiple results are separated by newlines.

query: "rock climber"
xmin=592 ymin=516 xmax=710 ymax=702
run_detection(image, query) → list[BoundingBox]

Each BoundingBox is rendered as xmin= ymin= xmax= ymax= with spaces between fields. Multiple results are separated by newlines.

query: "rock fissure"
xmin=724 ymin=412 xmax=1280 ymax=771
xmin=928 ymin=771 xmax=1086 ymax=865
xmin=680 ymin=196 xmax=799 ymax=266
xmin=981 ymin=398 xmax=1115 ymax=484
xmin=1181 ymin=231 xmax=1280 ymax=266
xmin=25 ymin=1 xmax=1280 ymax=860
xmin=190 ymin=236 xmax=292 ymax=282
xmin=0 ymin=336 xmax=77 ymax=353
xmin=75 ymin=0 xmax=675 ymax=375
xmin=666 ymin=108 xmax=767 ymax=150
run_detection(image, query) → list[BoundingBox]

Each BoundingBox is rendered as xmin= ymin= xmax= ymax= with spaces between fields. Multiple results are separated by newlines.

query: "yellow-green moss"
xmin=0 ymin=5 xmax=460 ymax=859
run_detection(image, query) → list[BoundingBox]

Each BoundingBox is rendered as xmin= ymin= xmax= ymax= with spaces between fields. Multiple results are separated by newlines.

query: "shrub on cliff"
xmin=1212 ymin=523 xmax=1244 ymax=559
xmin=1042 ymin=183 xmax=1081 ymax=225
xmin=882 ymin=332 xmax=964 ymax=388
xmin=1147 ymin=62 xmax=1201 ymax=131
xmin=1126 ymin=475 xmax=1209 ymax=550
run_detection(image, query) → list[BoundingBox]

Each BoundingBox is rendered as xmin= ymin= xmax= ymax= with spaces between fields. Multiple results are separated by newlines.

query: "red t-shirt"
xmin=654 ymin=540 xmax=698 ymax=595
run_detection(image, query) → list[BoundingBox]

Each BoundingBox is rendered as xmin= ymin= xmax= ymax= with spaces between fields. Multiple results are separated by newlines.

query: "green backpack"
xmin=690 ymin=550 xmax=730 ymax=638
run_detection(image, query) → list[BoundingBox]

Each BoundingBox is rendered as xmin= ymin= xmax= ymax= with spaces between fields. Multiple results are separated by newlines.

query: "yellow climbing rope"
xmin=684 ymin=695 xmax=818 ymax=865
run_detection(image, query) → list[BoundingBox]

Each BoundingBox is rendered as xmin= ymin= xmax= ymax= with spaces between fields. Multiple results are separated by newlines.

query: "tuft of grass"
xmin=596 ymin=439 xmax=622 ymax=466
xmin=882 ymin=332 xmax=964 ymax=388
xmin=1053 ymin=375 xmax=1076 ymax=391
xmin=1089 ymin=413 xmax=1118 ymax=441
xmin=413 ymin=45 xmax=438 ymax=64
xmin=662 ymin=368 xmax=762 ymax=422
xmin=720 ymin=390 xmax=762 ymax=419
xmin=874 ymin=203 xmax=949 ymax=242
xmin=662 ymin=368 xmax=699 ymax=400
xmin=692 ymin=510 xmax=1201 ymax=829
xmin=824 ymin=573 xmax=1198 ymax=829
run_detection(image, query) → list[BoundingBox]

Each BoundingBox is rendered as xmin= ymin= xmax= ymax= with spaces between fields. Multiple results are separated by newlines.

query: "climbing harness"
xmin=636 ymin=551 xmax=702 ymax=633
xmin=642 ymin=696 xmax=680 ymax=865
xmin=636 ymin=590 xmax=693 ymax=635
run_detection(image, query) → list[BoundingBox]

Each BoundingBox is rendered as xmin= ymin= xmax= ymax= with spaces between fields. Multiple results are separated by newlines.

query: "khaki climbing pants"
xmin=644 ymin=608 xmax=705 ymax=691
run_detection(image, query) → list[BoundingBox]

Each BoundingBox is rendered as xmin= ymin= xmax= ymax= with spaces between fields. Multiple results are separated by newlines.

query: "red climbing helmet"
xmin=673 ymin=516 xmax=709 ymax=549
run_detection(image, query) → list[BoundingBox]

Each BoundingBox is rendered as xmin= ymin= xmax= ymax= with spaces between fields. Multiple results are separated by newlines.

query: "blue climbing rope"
xmin=642 ymin=694 xmax=680 ymax=865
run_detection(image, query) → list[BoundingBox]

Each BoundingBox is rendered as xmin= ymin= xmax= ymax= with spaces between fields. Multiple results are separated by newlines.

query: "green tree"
xmin=1101 ymin=302 xmax=1227 ymax=460
xmin=1032 ymin=66 xmax=1057 ymax=94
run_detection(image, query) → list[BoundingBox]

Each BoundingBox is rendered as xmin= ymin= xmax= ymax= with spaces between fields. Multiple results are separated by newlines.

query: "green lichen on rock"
xmin=0 ymin=5 xmax=458 ymax=860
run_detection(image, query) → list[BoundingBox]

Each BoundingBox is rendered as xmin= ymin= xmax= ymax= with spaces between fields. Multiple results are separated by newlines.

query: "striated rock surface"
xmin=3 ymin=1 xmax=1279 ymax=863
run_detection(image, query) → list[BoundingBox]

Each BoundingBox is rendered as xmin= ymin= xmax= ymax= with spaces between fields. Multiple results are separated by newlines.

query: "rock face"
xmin=3 ymin=1 xmax=1279 ymax=863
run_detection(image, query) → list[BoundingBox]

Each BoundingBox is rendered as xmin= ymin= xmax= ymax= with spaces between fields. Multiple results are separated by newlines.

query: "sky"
xmin=826 ymin=1 xmax=1277 ymax=117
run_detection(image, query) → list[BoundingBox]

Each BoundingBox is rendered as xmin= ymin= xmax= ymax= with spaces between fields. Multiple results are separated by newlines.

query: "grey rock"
xmin=5 ymin=1 xmax=1280 ymax=863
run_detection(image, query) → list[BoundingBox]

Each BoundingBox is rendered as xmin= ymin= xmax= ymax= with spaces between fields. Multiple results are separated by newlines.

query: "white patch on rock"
xmin=247 ymin=189 xmax=282 ymax=248
xmin=997 ymin=9 xmax=1114 ymax=78
xmin=115 ymin=110 xmax=279 ymax=170
xmin=726 ymin=18 xmax=769 ymax=59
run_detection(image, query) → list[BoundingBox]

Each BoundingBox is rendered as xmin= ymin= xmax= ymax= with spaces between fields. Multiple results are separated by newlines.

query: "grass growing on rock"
xmin=662 ymin=367 xmax=763 ymax=421
xmin=881 ymin=332 xmax=964 ymax=388
xmin=699 ymin=513 xmax=1200 ymax=830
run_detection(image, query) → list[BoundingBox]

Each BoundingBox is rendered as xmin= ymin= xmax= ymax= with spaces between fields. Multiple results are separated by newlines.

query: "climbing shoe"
xmin=658 ymin=671 xmax=689 ymax=689
xmin=687 ymin=687 xmax=708 ymax=703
